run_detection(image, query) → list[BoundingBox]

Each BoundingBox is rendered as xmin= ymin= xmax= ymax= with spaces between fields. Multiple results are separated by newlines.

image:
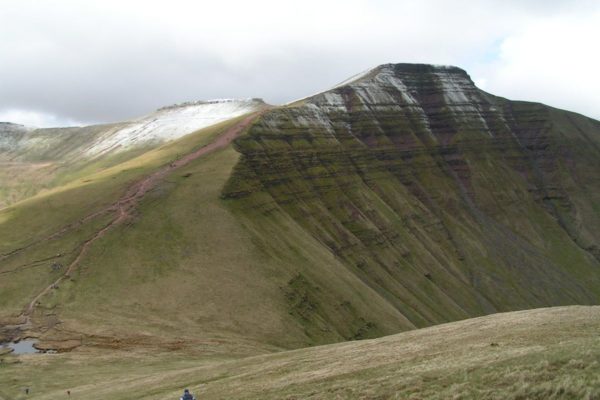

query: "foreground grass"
xmin=0 ymin=306 xmax=598 ymax=399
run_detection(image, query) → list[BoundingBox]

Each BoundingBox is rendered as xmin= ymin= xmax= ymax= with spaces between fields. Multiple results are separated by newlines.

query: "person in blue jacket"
xmin=180 ymin=388 xmax=196 ymax=400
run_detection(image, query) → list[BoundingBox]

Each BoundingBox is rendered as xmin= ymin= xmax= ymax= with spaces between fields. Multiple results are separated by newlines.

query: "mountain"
xmin=1 ymin=63 xmax=600 ymax=360
xmin=0 ymin=98 xmax=266 ymax=209
xmin=222 ymin=63 xmax=600 ymax=327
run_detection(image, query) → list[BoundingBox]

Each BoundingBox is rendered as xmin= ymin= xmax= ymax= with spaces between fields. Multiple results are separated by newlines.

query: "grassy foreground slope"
xmin=1 ymin=306 xmax=599 ymax=399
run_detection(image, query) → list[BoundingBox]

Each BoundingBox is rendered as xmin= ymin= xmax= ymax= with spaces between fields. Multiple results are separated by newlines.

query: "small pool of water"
xmin=1 ymin=339 xmax=39 ymax=355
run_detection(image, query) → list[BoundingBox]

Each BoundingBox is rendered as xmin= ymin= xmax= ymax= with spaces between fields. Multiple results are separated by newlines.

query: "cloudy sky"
xmin=1 ymin=0 xmax=599 ymax=127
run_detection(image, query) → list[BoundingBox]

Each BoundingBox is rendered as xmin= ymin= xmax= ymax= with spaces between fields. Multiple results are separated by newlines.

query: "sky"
xmin=0 ymin=0 xmax=599 ymax=127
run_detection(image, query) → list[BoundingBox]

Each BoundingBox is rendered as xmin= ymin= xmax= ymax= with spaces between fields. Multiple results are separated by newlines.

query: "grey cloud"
xmin=1 ymin=0 xmax=599 ymax=126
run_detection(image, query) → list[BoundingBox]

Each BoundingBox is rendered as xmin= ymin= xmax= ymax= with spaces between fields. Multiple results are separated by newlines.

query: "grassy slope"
xmin=35 ymin=130 xmax=411 ymax=350
xmin=0 ymin=123 xmax=140 ymax=209
xmin=0 ymin=306 xmax=598 ymax=400
xmin=1 ymin=113 xmax=408 ymax=354
xmin=0 ymin=118 xmax=247 ymax=319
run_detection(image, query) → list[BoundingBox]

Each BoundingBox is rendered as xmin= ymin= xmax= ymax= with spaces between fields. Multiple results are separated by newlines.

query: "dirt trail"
xmin=15 ymin=112 xmax=263 ymax=324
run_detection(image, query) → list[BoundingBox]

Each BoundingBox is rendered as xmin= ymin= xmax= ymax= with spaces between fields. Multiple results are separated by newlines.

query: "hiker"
xmin=180 ymin=388 xmax=196 ymax=400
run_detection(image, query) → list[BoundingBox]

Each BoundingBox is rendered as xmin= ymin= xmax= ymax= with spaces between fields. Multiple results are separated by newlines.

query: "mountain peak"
xmin=304 ymin=62 xmax=480 ymax=118
xmin=330 ymin=63 xmax=470 ymax=90
xmin=378 ymin=62 xmax=467 ymax=74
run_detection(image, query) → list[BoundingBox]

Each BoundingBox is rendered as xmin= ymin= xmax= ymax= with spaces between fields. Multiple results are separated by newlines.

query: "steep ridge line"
xmin=15 ymin=112 xmax=264 ymax=325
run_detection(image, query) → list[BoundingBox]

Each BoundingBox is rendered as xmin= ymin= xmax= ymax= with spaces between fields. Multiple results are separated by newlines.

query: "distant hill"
xmin=0 ymin=99 xmax=266 ymax=208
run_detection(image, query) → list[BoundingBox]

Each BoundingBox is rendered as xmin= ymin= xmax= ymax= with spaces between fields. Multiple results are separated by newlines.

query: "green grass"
xmin=0 ymin=306 xmax=598 ymax=400
xmin=2 ymin=112 xmax=408 ymax=354
xmin=0 ymin=123 xmax=129 ymax=208
xmin=38 ymin=125 xmax=412 ymax=352
xmin=0 ymin=116 xmax=255 ymax=322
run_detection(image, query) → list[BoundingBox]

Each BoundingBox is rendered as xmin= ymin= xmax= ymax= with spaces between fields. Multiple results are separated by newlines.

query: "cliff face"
xmin=224 ymin=63 xmax=600 ymax=328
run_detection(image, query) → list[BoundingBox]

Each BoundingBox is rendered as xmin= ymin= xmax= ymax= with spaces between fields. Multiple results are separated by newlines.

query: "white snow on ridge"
xmin=85 ymin=99 xmax=264 ymax=157
xmin=331 ymin=67 xmax=376 ymax=90
xmin=284 ymin=67 xmax=377 ymax=106
xmin=434 ymin=72 xmax=472 ymax=105
xmin=0 ymin=122 xmax=35 ymax=153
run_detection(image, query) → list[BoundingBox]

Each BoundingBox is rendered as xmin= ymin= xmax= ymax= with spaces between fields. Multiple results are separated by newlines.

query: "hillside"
xmin=0 ymin=99 xmax=266 ymax=209
xmin=224 ymin=63 xmax=600 ymax=328
xmin=1 ymin=62 xmax=600 ymax=359
xmin=1 ymin=306 xmax=598 ymax=399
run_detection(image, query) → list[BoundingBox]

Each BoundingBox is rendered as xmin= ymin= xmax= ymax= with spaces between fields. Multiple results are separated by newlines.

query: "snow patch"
xmin=284 ymin=67 xmax=376 ymax=106
xmin=0 ymin=123 xmax=35 ymax=152
xmin=296 ymin=104 xmax=336 ymax=135
xmin=434 ymin=72 xmax=472 ymax=105
xmin=85 ymin=99 xmax=264 ymax=157
xmin=331 ymin=67 xmax=376 ymax=89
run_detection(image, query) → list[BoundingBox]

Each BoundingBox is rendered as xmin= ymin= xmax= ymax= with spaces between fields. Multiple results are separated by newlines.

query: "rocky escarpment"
xmin=224 ymin=63 xmax=600 ymax=328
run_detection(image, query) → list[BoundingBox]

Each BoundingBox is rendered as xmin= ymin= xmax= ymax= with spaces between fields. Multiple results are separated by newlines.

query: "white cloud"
xmin=472 ymin=9 xmax=600 ymax=119
xmin=474 ymin=78 xmax=488 ymax=90
xmin=0 ymin=109 xmax=82 ymax=128
xmin=0 ymin=0 xmax=599 ymax=124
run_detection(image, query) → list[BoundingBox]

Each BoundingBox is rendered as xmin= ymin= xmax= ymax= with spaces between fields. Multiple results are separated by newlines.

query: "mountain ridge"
xmin=0 ymin=98 xmax=268 ymax=209
xmin=0 ymin=62 xmax=599 ymax=356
